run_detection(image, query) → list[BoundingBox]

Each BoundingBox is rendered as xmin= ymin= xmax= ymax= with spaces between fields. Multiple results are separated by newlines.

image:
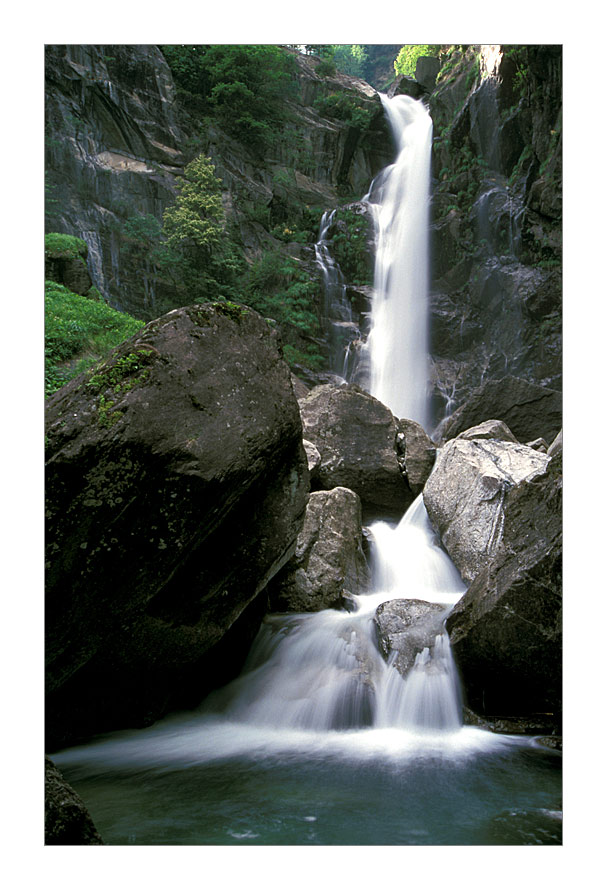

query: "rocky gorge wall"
xmin=45 ymin=44 xmax=562 ymax=426
xmin=45 ymin=45 xmax=392 ymax=320
xmin=425 ymin=45 xmax=562 ymax=421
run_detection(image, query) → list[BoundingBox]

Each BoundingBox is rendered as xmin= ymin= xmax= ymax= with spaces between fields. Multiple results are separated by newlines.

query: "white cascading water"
xmin=314 ymin=210 xmax=358 ymax=377
xmin=206 ymin=94 xmax=462 ymax=741
xmin=56 ymin=94 xmax=503 ymax=779
xmin=367 ymin=94 xmax=433 ymax=430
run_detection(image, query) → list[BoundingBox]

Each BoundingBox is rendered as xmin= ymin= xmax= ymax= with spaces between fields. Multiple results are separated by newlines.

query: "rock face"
xmin=428 ymin=46 xmax=562 ymax=424
xmin=456 ymin=418 xmax=518 ymax=443
xmin=374 ymin=599 xmax=446 ymax=677
xmin=45 ymin=45 xmax=391 ymax=320
xmin=268 ymin=487 xmax=370 ymax=612
xmin=45 ymin=303 xmax=309 ymax=746
xmin=423 ymin=436 xmax=550 ymax=585
xmin=45 ymin=238 xmax=93 ymax=296
xmin=435 ymin=376 xmax=562 ymax=445
xmin=45 ymin=757 xmax=103 ymax=845
xmin=299 ymin=383 xmax=425 ymax=515
xmin=396 ymin=419 xmax=437 ymax=495
xmin=446 ymin=453 xmax=562 ymax=720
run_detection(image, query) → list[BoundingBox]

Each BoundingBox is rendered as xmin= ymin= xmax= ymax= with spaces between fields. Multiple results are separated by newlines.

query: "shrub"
xmin=45 ymin=281 xmax=143 ymax=397
xmin=394 ymin=45 xmax=441 ymax=77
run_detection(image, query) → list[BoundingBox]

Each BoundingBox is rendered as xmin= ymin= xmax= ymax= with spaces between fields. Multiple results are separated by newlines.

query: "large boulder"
xmin=446 ymin=453 xmax=562 ymax=720
xmin=435 ymin=376 xmax=562 ymax=445
xmin=423 ymin=437 xmax=550 ymax=585
xmin=456 ymin=419 xmax=519 ymax=443
xmin=268 ymin=487 xmax=370 ymax=613
xmin=299 ymin=383 xmax=433 ymax=515
xmin=45 ymin=757 xmax=103 ymax=845
xmin=374 ymin=599 xmax=446 ymax=677
xmin=45 ymin=303 xmax=309 ymax=746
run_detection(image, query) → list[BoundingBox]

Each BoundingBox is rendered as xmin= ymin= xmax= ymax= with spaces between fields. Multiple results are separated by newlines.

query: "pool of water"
xmin=53 ymin=717 xmax=562 ymax=846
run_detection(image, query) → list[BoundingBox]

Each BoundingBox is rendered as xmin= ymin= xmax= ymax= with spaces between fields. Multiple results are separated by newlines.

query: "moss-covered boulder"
xmin=44 ymin=233 xmax=93 ymax=296
xmin=45 ymin=303 xmax=309 ymax=747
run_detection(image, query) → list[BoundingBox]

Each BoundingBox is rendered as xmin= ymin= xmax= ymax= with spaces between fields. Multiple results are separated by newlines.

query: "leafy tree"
xmin=394 ymin=45 xmax=441 ymax=77
xmin=159 ymin=154 xmax=244 ymax=304
xmin=160 ymin=44 xmax=296 ymax=151
xmin=331 ymin=45 xmax=368 ymax=79
xmin=162 ymin=155 xmax=224 ymax=255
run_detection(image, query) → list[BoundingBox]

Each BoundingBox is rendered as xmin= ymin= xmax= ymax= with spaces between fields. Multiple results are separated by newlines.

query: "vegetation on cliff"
xmin=45 ymin=280 xmax=143 ymax=397
xmin=44 ymin=44 xmax=561 ymax=403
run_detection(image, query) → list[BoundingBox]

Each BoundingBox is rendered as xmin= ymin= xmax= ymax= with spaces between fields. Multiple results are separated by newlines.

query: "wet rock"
xmin=299 ymin=383 xmax=413 ymax=514
xmin=415 ymin=57 xmax=441 ymax=91
xmin=423 ymin=437 xmax=550 ymax=585
xmin=446 ymin=453 xmax=562 ymax=719
xmin=462 ymin=708 xmax=561 ymax=738
xmin=547 ymin=429 xmax=562 ymax=457
xmin=457 ymin=419 xmax=519 ymax=443
xmin=303 ymin=438 xmax=322 ymax=479
xmin=395 ymin=419 xmax=437 ymax=495
xmin=45 ymin=757 xmax=103 ymax=845
xmin=267 ymin=487 xmax=370 ymax=612
xmin=45 ymin=304 xmax=309 ymax=746
xmin=387 ymin=74 xmax=426 ymax=100
xmin=435 ymin=376 xmax=562 ymax=445
xmin=374 ymin=599 xmax=446 ymax=677
xmin=526 ymin=437 xmax=548 ymax=452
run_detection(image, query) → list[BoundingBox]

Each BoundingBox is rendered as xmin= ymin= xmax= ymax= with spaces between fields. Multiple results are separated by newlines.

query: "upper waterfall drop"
xmin=367 ymin=94 xmax=433 ymax=430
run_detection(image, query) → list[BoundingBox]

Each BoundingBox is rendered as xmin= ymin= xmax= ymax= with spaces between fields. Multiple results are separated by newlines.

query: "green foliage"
xmin=502 ymin=46 xmax=529 ymax=102
xmin=313 ymin=93 xmax=373 ymax=130
xmin=331 ymin=45 xmax=368 ymax=79
xmin=160 ymin=44 xmax=296 ymax=152
xmin=329 ymin=209 xmax=373 ymax=285
xmin=45 ymin=281 xmax=143 ymax=397
xmin=162 ymin=155 xmax=224 ymax=254
xmin=244 ymin=251 xmax=323 ymax=369
xmin=394 ymin=45 xmax=441 ymax=77
xmin=86 ymin=350 xmax=153 ymax=395
xmin=159 ymin=154 xmax=245 ymax=304
xmin=44 ymin=232 xmax=88 ymax=260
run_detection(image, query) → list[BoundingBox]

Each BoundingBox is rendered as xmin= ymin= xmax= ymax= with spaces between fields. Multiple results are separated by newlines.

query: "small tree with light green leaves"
xmin=162 ymin=155 xmax=225 ymax=258
xmin=394 ymin=45 xmax=441 ymax=77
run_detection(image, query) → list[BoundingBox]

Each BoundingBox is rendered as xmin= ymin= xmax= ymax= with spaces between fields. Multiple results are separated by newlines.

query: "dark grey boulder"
xmin=45 ymin=303 xmax=309 ymax=746
xmin=457 ymin=419 xmax=519 ymax=443
xmin=45 ymin=757 xmax=103 ymax=845
xmin=396 ymin=419 xmax=437 ymax=495
xmin=423 ymin=437 xmax=550 ymax=585
xmin=299 ymin=382 xmax=428 ymax=514
xmin=374 ymin=599 xmax=447 ymax=677
xmin=415 ymin=57 xmax=441 ymax=91
xmin=268 ymin=487 xmax=370 ymax=613
xmin=435 ymin=376 xmax=562 ymax=445
xmin=446 ymin=453 xmax=562 ymax=721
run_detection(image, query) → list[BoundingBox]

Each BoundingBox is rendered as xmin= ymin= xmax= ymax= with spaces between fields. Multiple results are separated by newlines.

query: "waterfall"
xmin=367 ymin=94 xmax=433 ymax=429
xmin=314 ymin=210 xmax=358 ymax=377
xmin=201 ymin=495 xmax=467 ymax=736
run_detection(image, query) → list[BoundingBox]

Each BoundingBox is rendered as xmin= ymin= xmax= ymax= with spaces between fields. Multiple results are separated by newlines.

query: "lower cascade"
xmin=202 ymin=495 xmax=466 ymax=736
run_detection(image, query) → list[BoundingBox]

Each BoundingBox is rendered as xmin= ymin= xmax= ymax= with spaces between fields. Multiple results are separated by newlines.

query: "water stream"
xmin=52 ymin=94 xmax=561 ymax=846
